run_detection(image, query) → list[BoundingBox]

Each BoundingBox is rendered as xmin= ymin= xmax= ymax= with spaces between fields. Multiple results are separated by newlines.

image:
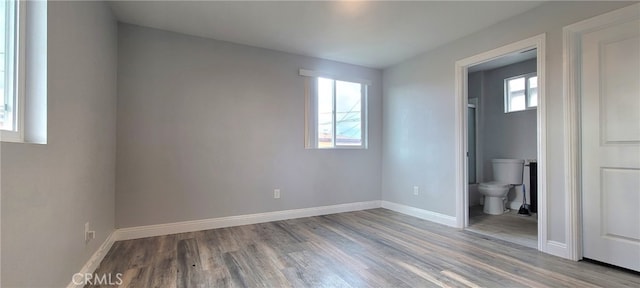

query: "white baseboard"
xmin=114 ymin=200 xmax=382 ymax=241
xmin=381 ymin=201 xmax=457 ymax=227
xmin=66 ymin=231 xmax=116 ymax=288
xmin=114 ymin=200 xmax=460 ymax=241
xmin=544 ymin=240 xmax=569 ymax=259
xmin=71 ymin=199 xmax=460 ymax=283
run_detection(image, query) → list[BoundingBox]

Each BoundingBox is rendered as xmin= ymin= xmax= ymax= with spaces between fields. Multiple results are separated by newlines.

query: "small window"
xmin=305 ymin=76 xmax=367 ymax=149
xmin=0 ymin=0 xmax=22 ymax=141
xmin=505 ymin=73 xmax=537 ymax=113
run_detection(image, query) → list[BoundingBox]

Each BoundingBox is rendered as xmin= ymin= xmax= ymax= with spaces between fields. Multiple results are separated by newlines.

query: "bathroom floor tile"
xmin=467 ymin=205 xmax=537 ymax=248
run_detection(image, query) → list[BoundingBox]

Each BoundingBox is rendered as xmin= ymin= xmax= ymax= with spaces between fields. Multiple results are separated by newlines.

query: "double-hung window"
xmin=504 ymin=73 xmax=537 ymax=113
xmin=0 ymin=0 xmax=23 ymax=141
xmin=301 ymin=70 xmax=368 ymax=149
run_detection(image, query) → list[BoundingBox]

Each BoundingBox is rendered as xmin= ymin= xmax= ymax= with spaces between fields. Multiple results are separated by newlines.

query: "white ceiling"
xmin=468 ymin=48 xmax=537 ymax=73
xmin=109 ymin=1 xmax=543 ymax=69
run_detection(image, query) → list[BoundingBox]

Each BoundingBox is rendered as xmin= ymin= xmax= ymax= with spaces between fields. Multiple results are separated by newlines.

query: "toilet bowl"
xmin=478 ymin=159 xmax=524 ymax=215
xmin=478 ymin=182 xmax=513 ymax=215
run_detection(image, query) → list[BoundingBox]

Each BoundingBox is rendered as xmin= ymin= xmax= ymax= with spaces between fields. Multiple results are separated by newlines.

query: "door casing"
xmin=454 ymin=34 xmax=547 ymax=253
xmin=563 ymin=3 xmax=640 ymax=262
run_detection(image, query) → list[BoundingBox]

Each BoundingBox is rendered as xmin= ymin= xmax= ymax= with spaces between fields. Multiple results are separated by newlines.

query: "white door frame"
xmin=563 ymin=3 xmax=640 ymax=262
xmin=454 ymin=34 xmax=547 ymax=252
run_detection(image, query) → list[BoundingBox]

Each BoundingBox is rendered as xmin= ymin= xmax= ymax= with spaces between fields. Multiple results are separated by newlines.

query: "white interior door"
xmin=581 ymin=7 xmax=640 ymax=272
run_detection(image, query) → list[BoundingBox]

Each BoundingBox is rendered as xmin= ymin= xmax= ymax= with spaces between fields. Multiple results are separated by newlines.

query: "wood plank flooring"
xmin=89 ymin=209 xmax=640 ymax=287
xmin=467 ymin=205 xmax=538 ymax=249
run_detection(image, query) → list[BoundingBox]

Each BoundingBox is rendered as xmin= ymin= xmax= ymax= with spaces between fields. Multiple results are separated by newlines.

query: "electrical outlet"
xmin=85 ymin=222 xmax=95 ymax=242
xmin=413 ymin=186 xmax=419 ymax=196
xmin=274 ymin=189 xmax=281 ymax=199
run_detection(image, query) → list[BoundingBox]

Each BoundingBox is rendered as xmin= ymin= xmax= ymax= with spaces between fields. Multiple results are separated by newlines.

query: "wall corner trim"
xmin=113 ymin=201 xmax=382 ymax=241
xmin=380 ymin=201 xmax=457 ymax=227
xmin=66 ymin=231 xmax=117 ymax=288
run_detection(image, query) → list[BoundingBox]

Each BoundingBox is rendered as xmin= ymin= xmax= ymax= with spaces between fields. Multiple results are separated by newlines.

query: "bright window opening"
xmin=0 ymin=0 xmax=18 ymax=133
xmin=305 ymin=74 xmax=368 ymax=149
xmin=505 ymin=73 xmax=537 ymax=113
xmin=0 ymin=0 xmax=47 ymax=144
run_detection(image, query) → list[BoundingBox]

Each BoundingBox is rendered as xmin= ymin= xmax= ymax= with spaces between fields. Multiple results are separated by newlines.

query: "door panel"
xmin=601 ymin=168 xmax=640 ymax=242
xmin=601 ymin=35 xmax=640 ymax=143
xmin=581 ymin=14 xmax=640 ymax=271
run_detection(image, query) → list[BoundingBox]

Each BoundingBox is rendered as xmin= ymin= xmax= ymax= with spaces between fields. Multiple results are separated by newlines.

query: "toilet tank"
xmin=492 ymin=159 xmax=524 ymax=184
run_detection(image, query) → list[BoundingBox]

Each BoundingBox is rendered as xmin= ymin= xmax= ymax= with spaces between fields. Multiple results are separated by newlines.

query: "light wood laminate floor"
xmin=467 ymin=205 xmax=538 ymax=249
xmin=90 ymin=209 xmax=640 ymax=287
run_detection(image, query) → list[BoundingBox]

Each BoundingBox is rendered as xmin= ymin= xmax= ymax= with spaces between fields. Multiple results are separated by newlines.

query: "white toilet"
xmin=478 ymin=159 xmax=524 ymax=215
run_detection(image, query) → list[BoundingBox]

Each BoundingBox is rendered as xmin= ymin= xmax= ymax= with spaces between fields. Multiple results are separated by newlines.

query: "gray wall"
xmin=1 ymin=1 xmax=117 ymax=287
xmin=382 ymin=1 xmax=632 ymax=243
xmin=470 ymin=59 xmax=537 ymax=207
xmin=478 ymin=59 xmax=537 ymax=181
xmin=116 ymin=24 xmax=383 ymax=228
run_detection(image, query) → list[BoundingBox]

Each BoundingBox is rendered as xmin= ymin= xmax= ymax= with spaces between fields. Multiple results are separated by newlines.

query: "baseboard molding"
xmin=545 ymin=240 xmax=569 ymax=259
xmin=380 ymin=201 xmax=457 ymax=227
xmin=114 ymin=200 xmax=382 ymax=241
xmin=66 ymin=231 xmax=116 ymax=288
xmin=114 ymin=200 xmax=460 ymax=241
xmin=70 ymin=199 xmax=469 ymax=283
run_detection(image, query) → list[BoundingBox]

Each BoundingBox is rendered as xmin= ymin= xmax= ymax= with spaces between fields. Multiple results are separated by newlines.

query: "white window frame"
xmin=301 ymin=69 xmax=369 ymax=149
xmin=1 ymin=0 xmax=25 ymax=142
xmin=504 ymin=72 xmax=537 ymax=113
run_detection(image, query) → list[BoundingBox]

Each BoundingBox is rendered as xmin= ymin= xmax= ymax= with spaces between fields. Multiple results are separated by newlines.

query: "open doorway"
xmin=454 ymin=34 xmax=547 ymax=252
xmin=466 ymin=49 xmax=538 ymax=248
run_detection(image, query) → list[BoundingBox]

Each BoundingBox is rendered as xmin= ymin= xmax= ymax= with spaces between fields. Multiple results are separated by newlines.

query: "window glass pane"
xmin=507 ymin=77 xmax=526 ymax=112
xmin=0 ymin=1 xmax=7 ymax=130
xmin=508 ymin=77 xmax=525 ymax=92
xmin=317 ymin=77 xmax=333 ymax=148
xmin=528 ymin=76 xmax=538 ymax=107
xmin=509 ymin=91 xmax=526 ymax=111
xmin=335 ymin=80 xmax=362 ymax=146
xmin=0 ymin=0 xmax=14 ymax=131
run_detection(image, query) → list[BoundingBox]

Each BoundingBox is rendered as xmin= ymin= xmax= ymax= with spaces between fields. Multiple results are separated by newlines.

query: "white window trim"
xmin=299 ymin=69 xmax=372 ymax=86
xmin=504 ymin=72 xmax=537 ymax=114
xmin=301 ymin=69 xmax=369 ymax=149
xmin=1 ymin=0 xmax=25 ymax=143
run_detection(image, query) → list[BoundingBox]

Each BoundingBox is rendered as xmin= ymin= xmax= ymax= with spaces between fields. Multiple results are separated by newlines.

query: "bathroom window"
xmin=504 ymin=73 xmax=537 ymax=113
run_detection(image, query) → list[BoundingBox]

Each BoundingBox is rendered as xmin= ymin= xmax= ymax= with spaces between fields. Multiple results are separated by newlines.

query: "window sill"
xmin=1 ymin=130 xmax=23 ymax=143
xmin=505 ymin=107 xmax=537 ymax=114
xmin=306 ymin=146 xmax=368 ymax=150
xmin=1 ymin=131 xmax=46 ymax=144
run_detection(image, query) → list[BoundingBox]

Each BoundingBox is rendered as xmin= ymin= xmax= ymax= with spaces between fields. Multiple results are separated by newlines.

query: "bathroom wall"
xmin=467 ymin=72 xmax=484 ymax=206
xmin=473 ymin=58 xmax=537 ymax=208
